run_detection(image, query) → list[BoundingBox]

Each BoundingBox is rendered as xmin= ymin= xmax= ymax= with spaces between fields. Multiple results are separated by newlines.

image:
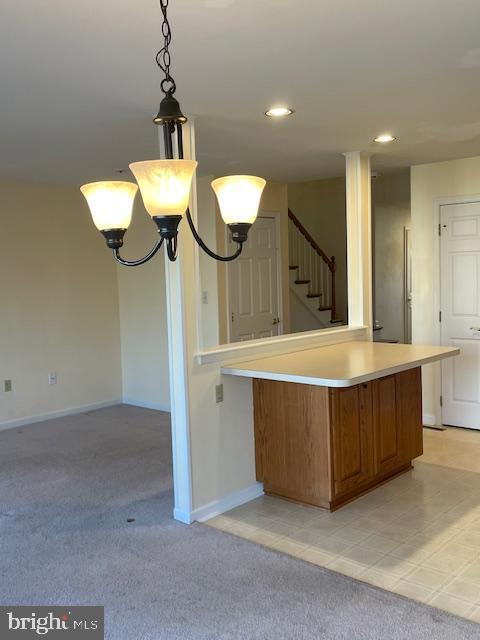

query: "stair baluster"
xmin=287 ymin=208 xmax=339 ymax=323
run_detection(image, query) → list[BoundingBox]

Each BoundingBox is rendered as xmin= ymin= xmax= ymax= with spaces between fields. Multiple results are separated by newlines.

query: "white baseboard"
xmin=122 ymin=398 xmax=171 ymax=413
xmin=174 ymin=482 xmax=264 ymax=524
xmin=0 ymin=399 xmax=122 ymax=433
xmin=423 ymin=413 xmax=437 ymax=427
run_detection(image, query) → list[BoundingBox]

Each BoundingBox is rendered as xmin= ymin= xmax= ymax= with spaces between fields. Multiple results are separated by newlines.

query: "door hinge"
xmin=438 ymin=223 xmax=441 ymax=236
xmin=440 ymin=395 xmax=443 ymax=407
xmin=231 ymin=312 xmax=234 ymax=323
xmin=439 ymin=311 xmax=442 ymax=323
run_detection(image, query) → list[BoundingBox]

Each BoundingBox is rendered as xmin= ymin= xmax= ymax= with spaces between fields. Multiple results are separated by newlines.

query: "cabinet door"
xmin=395 ymin=367 xmax=423 ymax=461
xmin=331 ymin=383 xmax=374 ymax=497
xmin=372 ymin=375 xmax=403 ymax=476
xmin=372 ymin=369 xmax=423 ymax=476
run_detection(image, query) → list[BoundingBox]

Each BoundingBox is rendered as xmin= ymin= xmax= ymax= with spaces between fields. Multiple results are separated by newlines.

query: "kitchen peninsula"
xmin=221 ymin=341 xmax=459 ymax=511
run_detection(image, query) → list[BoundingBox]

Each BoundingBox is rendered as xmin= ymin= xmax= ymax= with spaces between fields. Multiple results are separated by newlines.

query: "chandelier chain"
xmin=156 ymin=0 xmax=176 ymax=96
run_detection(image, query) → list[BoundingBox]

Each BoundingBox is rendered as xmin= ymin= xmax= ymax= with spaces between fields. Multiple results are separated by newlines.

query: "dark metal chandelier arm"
xmin=113 ymin=238 xmax=165 ymax=267
xmin=185 ymin=208 xmax=243 ymax=262
xmin=166 ymin=236 xmax=178 ymax=262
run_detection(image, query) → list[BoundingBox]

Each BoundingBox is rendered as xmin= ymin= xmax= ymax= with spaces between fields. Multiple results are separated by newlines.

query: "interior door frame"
xmin=225 ymin=211 xmax=283 ymax=343
xmin=404 ymin=226 xmax=412 ymax=344
xmin=434 ymin=193 xmax=480 ymax=425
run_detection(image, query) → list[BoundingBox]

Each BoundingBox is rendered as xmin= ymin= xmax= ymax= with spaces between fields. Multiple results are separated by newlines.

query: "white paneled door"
xmin=441 ymin=201 xmax=480 ymax=428
xmin=228 ymin=216 xmax=280 ymax=342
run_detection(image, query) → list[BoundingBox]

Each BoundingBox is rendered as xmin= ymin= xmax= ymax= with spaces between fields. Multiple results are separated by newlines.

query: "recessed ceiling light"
xmin=265 ymin=106 xmax=295 ymax=118
xmin=374 ymin=134 xmax=396 ymax=143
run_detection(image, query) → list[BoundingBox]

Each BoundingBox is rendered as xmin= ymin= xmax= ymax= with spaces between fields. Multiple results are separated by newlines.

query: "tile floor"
xmin=206 ymin=426 xmax=480 ymax=622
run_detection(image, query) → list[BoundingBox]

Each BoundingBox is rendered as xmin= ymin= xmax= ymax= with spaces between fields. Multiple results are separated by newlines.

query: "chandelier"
xmin=80 ymin=0 xmax=266 ymax=266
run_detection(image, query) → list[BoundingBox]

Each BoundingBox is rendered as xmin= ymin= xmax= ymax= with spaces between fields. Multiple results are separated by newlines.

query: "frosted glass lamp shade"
xmin=80 ymin=181 xmax=138 ymax=231
xmin=211 ymin=175 xmax=266 ymax=225
xmin=129 ymin=159 xmax=198 ymax=217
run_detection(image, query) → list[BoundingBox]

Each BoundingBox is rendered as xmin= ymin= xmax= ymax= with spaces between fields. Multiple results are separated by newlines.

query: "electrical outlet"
xmin=215 ymin=384 xmax=224 ymax=403
xmin=4 ymin=379 xmax=12 ymax=392
xmin=48 ymin=372 xmax=57 ymax=385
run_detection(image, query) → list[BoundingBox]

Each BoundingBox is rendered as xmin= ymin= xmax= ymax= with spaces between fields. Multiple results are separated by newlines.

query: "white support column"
xmin=163 ymin=121 xmax=260 ymax=524
xmin=164 ymin=121 xmax=198 ymax=522
xmin=345 ymin=151 xmax=373 ymax=336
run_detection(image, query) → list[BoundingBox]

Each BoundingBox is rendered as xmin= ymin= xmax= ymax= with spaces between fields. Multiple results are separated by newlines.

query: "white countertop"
xmin=220 ymin=341 xmax=459 ymax=387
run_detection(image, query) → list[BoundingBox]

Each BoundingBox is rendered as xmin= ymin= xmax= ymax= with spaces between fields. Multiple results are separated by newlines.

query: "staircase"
xmin=288 ymin=208 xmax=340 ymax=326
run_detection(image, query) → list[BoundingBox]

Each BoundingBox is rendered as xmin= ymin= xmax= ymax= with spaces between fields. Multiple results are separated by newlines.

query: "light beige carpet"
xmin=0 ymin=405 xmax=478 ymax=639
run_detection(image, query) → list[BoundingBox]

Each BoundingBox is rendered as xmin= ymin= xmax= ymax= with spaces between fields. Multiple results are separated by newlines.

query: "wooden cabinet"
xmin=253 ymin=367 xmax=423 ymax=511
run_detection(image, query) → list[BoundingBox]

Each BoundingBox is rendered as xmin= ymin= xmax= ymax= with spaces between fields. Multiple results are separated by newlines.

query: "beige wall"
xmin=411 ymin=155 xmax=480 ymax=423
xmin=216 ymin=180 xmax=290 ymax=344
xmin=0 ymin=181 xmax=122 ymax=426
xmin=197 ymin=175 xmax=220 ymax=349
xmin=116 ymin=200 xmax=170 ymax=410
xmin=288 ymin=176 xmax=348 ymax=322
xmin=372 ymin=171 xmax=411 ymax=342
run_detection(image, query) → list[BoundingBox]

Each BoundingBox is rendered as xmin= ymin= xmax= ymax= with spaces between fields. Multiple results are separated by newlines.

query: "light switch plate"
xmin=215 ymin=384 xmax=224 ymax=403
xmin=4 ymin=379 xmax=12 ymax=392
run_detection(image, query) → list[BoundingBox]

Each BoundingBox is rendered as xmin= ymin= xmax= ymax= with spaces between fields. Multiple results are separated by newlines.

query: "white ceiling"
xmin=2 ymin=0 xmax=480 ymax=184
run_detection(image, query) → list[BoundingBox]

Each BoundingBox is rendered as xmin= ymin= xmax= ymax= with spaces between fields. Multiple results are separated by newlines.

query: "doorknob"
xmin=272 ymin=317 xmax=280 ymax=325
xmin=470 ymin=327 xmax=480 ymax=331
